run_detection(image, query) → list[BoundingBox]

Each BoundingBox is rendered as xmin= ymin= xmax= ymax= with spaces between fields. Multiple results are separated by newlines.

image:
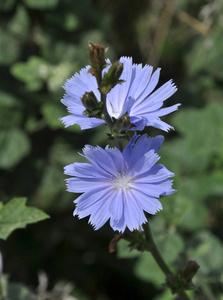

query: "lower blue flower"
xmin=65 ymin=135 xmax=175 ymax=232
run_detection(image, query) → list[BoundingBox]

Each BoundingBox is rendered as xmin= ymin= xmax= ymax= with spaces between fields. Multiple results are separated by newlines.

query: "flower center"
xmin=112 ymin=173 xmax=132 ymax=191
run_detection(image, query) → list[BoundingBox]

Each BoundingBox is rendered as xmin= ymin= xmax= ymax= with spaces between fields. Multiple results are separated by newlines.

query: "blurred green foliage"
xmin=0 ymin=0 xmax=223 ymax=299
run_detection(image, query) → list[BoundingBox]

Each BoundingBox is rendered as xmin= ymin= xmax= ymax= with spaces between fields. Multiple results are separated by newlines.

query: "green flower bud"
xmin=81 ymin=91 xmax=99 ymax=112
xmin=106 ymin=61 xmax=123 ymax=83
xmin=100 ymin=61 xmax=125 ymax=94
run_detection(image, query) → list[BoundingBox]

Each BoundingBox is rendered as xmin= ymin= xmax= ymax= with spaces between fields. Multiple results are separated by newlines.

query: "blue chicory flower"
xmin=60 ymin=57 xmax=180 ymax=132
xmin=65 ymin=134 xmax=175 ymax=232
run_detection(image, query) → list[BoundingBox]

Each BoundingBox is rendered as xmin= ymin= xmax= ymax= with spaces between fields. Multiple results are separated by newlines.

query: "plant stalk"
xmin=143 ymin=222 xmax=190 ymax=300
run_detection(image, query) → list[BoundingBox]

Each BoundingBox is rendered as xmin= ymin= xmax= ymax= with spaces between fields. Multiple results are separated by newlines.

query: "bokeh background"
xmin=0 ymin=0 xmax=223 ymax=299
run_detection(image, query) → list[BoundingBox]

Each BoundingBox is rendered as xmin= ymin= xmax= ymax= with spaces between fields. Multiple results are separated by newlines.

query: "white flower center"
xmin=112 ymin=173 xmax=132 ymax=190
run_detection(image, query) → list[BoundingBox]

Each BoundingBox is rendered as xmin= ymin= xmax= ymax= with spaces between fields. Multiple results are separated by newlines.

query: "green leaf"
xmin=154 ymin=290 xmax=173 ymax=300
xmin=154 ymin=289 xmax=194 ymax=300
xmin=0 ymin=92 xmax=21 ymax=108
xmin=165 ymin=195 xmax=208 ymax=231
xmin=117 ymin=218 xmax=184 ymax=286
xmin=187 ymin=29 xmax=223 ymax=79
xmin=8 ymin=5 xmax=30 ymax=39
xmin=0 ymin=128 xmax=30 ymax=169
xmin=188 ymin=231 xmax=223 ymax=275
xmin=117 ymin=239 xmax=141 ymax=259
xmin=156 ymin=232 xmax=184 ymax=264
xmin=161 ymin=178 xmax=209 ymax=231
xmin=51 ymin=143 xmax=84 ymax=167
xmin=10 ymin=56 xmax=49 ymax=91
xmin=206 ymin=170 xmax=223 ymax=196
xmin=36 ymin=164 xmax=66 ymax=209
xmin=64 ymin=13 xmax=78 ymax=31
xmin=45 ymin=12 xmax=78 ymax=32
xmin=11 ymin=57 xmax=73 ymax=92
xmin=7 ymin=283 xmax=35 ymax=300
xmin=24 ymin=0 xmax=59 ymax=9
xmin=0 ymin=92 xmax=23 ymax=129
xmin=41 ymin=102 xmax=64 ymax=129
xmin=0 ymin=198 xmax=49 ymax=240
xmin=162 ymin=101 xmax=223 ymax=172
xmin=46 ymin=61 xmax=74 ymax=92
xmin=0 ymin=29 xmax=20 ymax=65
xmin=134 ymin=251 xmax=165 ymax=286
xmin=134 ymin=229 xmax=184 ymax=285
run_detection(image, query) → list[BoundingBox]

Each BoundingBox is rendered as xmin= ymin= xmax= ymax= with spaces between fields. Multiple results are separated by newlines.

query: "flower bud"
xmin=81 ymin=91 xmax=99 ymax=112
xmin=113 ymin=113 xmax=131 ymax=133
xmin=106 ymin=61 xmax=123 ymax=83
xmin=100 ymin=61 xmax=125 ymax=94
xmin=181 ymin=260 xmax=200 ymax=281
xmin=88 ymin=42 xmax=106 ymax=70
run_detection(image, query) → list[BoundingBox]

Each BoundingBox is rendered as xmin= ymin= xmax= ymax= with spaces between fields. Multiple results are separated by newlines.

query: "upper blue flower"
xmin=60 ymin=57 xmax=180 ymax=132
xmin=65 ymin=134 xmax=175 ymax=232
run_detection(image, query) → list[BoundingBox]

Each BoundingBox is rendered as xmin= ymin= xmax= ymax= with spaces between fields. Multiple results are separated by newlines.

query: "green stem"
xmin=0 ymin=277 xmax=8 ymax=300
xmin=174 ymin=291 xmax=190 ymax=300
xmin=100 ymin=91 xmax=123 ymax=151
xmin=143 ymin=222 xmax=172 ymax=275
xmin=94 ymin=67 xmax=123 ymax=152
xmin=101 ymin=92 xmax=113 ymax=132
xmin=143 ymin=222 xmax=190 ymax=300
xmin=94 ymin=67 xmax=113 ymax=133
xmin=114 ymin=137 xmax=123 ymax=152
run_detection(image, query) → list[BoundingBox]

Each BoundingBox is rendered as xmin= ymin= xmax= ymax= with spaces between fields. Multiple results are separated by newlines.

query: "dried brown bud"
xmin=88 ymin=42 xmax=106 ymax=69
xmin=181 ymin=260 xmax=200 ymax=281
xmin=108 ymin=233 xmax=124 ymax=254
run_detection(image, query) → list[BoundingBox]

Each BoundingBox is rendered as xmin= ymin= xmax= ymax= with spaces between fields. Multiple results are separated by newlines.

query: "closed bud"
xmin=88 ymin=42 xmax=106 ymax=69
xmin=106 ymin=61 xmax=123 ymax=83
xmin=181 ymin=260 xmax=200 ymax=282
xmin=100 ymin=61 xmax=124 ymax=94
xmin=101 ymin=61 xmax=125 ymax=94
xmin=81 ymin=91 xmax=99 ymax=112
xmin=113 ymin=113 xmax=131 ymax=133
